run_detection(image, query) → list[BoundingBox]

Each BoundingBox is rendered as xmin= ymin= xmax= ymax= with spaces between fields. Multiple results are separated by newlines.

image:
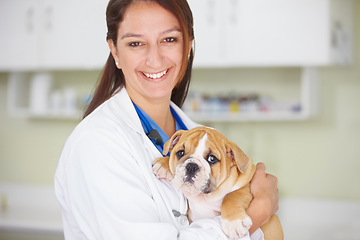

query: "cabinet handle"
xmin=44 ymin=6 xmax=53 ymax=31
xmin=331 ymin=21 xmax=350 ymax=64
xmin=26 ymin=7 xmax=34 ymax=33
xmin=230 ymin=0 xmax=238 ymax=24
xmin=206 ymin=0 xmax=215 ymax=25
xmin=331 ymin=21 xmax=344 ymax=49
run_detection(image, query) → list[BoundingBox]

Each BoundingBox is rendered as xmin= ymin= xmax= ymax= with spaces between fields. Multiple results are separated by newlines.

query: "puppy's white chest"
xmin=189 ymin=198 xmax=223 ymax=221
xmin=188 ymin=185 xmax=242 ymax=222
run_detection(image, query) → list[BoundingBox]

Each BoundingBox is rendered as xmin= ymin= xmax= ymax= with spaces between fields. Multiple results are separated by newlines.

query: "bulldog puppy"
xmin=153 ymin=126 xmax=283 ymax=240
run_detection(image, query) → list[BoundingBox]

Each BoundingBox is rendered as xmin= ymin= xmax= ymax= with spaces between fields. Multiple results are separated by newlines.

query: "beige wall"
xmin=0 ymin=2 xmax=359 ymax=200
xmin=0 ymin=71 xmax=99 ymax=183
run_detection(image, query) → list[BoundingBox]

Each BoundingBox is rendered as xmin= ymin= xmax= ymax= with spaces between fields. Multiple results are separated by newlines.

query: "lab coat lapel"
xmin=112 ymin=88 xmax=185 ymax=227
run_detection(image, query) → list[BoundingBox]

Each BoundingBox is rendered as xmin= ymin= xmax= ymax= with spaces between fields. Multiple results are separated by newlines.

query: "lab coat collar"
xmin=112 ymin=87 xmax=199 ymax=135
xmin=111 ymin=87 xmax=144 ymax=134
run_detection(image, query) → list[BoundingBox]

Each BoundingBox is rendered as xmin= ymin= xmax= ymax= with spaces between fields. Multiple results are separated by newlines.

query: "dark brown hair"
xmin=84 ymin=0 xmax=194 ymax=118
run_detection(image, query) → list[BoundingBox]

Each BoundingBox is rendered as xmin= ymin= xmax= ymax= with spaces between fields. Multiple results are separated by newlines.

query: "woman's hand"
xmin=247 ymin=162 xmax=279 ymax=235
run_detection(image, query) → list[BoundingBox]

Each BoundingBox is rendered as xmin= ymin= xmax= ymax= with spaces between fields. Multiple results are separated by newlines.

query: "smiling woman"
xmin=84 ymin=0 xmax=195 ymax=119
xmin=54 ymin=0 xmax=280 ymax=239
xmin=108 ymin=2 xmax=187 ymax=114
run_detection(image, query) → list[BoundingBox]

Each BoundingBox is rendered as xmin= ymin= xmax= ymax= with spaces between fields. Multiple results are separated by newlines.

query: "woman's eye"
xmin=207 ymin=155 xmax=219 ymax=165
xmin=176 ymin=150 xmax=185 ymax=159
xmin=162 ymin=37 xmax=177 ymax=43
xmin=128 ymin=42 xmax=143 ymax=47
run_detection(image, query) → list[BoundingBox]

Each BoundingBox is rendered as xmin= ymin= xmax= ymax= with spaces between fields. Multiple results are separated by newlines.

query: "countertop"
xmin=0 ymin=182 xmax=63 ymax=234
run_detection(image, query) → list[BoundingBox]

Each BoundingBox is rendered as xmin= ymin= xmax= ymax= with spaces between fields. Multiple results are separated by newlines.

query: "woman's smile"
xmin=142 ymin=68 xmax=169 ymax=80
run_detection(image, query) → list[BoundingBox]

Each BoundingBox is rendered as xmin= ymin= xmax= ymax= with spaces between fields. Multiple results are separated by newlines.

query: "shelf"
xmin=22 ymin=112 xmax=82 ymax=120
xmin=6 ymin=109 xmax=82 ymax=121
xmin=7 ymin=68 xmax=318 ymax=122
xmin=7 ymin=72 xmax=84 ymax=120
xmin=184 ymin=67 xmax=318 ymax=122
xmin=186 ymin=111 xmax=309 ymax=122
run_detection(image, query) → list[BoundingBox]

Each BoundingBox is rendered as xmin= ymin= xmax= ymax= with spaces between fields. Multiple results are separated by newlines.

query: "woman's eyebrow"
xmin=121 ymin=28 xmax=182 ymax=40
xmin=161 ymin=27 xmax=182 ymax=35
xmin=121 ymin=33 xmax=142 ymax=40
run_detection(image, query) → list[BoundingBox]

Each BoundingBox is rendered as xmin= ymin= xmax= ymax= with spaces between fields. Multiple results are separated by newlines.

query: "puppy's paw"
xmin=221 ymin=216 xmax=252 ymax=239
xmin=152 ymin=162 xmax=173 ymax=181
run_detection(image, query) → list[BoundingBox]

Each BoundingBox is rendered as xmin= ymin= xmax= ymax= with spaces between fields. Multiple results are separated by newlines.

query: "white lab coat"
xmin=54 ymin=87 xmax=264 ymax=240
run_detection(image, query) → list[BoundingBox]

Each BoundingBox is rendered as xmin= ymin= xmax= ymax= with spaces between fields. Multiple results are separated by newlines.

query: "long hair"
xmin=84 ymin=0 xmax=194 ymax=118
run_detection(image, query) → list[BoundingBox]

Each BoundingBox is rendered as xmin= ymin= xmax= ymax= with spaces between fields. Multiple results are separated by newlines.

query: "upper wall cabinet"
xmin=0 ymin=0 xmax=109 ymax=71
xmin=188 ymin=0 xmax=353 ymax=67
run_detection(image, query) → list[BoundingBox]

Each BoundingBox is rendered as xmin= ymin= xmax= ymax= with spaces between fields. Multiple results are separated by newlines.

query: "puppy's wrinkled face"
xmin=167 ymin=128 xmax=237 ymax=199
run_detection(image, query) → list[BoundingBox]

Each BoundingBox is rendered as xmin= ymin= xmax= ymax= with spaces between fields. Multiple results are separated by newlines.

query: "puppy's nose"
xmin=186 ymin=162 xmax=199 ymax=176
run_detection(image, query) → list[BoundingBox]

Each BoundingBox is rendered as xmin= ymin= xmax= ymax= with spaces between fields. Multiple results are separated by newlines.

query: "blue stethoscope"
xmin=133 ymin=102 xmax=188 ymax=156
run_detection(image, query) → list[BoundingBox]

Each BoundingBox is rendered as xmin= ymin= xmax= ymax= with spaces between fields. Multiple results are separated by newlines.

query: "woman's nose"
xmin=146 ymin=45 xmax=164 ymax=69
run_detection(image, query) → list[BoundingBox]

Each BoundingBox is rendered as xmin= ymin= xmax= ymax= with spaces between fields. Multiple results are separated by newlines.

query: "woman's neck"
xmin=134 ymin=98 xmax=176 ymax=138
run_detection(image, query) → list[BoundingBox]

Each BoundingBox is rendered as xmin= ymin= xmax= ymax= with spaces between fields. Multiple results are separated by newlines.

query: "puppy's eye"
xmin=176 ymin=150 xmax=185 ymax=159
xmin=207 ymin=155 xmax=219 ymax=165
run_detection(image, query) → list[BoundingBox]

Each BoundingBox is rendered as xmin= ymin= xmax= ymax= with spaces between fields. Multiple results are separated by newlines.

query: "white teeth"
xmin=143 ymin=69 xmax=167 ymax=79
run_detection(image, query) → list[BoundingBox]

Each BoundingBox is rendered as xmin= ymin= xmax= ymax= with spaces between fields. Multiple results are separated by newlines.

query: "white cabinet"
xmin=0 ymin=0 xmax=109 ymax=71
xmin=189 ymin=0 xmax=353 ymax=67
xmin=189 ymin=0 xmax=226 ymax=67
xmin=0 ymin=0 xmax=39 ymax=70
xmin=40 ymin=0 xmax=109 ymax=70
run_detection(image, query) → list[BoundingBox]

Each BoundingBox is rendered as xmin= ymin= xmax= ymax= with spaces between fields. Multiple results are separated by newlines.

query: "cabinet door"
xmin=188 ymin=0 xmax=227 ymax=67
xmin=227 ymin=0 xmax=330 ymax=66
xmin=0 ymin=0 xmax=40 ymax=71
xmin=189 ymin=0 xmax=352 ymax=67
xmin=40 ymin=0 xmax=109 ymax=69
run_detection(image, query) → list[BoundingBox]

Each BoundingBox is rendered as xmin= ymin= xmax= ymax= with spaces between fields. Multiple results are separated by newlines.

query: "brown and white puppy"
xmin=153 ymin=126 xmax=283 ymax=240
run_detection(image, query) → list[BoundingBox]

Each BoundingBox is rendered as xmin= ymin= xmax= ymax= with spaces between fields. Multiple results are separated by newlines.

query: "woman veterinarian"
xmin=54 ymin=0 xmax=279 ymax=239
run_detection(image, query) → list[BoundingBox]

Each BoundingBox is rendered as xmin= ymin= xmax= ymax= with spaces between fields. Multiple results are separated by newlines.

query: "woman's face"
xmin=108 ymin=1 xmax=188 ymax=105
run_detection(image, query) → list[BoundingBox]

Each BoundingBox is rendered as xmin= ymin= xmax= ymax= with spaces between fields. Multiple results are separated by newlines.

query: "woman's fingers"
xmin=255 ymin=162 xmax=266 ymax=172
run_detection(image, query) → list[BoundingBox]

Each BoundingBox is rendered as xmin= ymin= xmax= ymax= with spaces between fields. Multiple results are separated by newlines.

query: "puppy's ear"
xmin=163 ymin=130 xmax=186 ymax=155
xmin=226 ymin=141 xmax=250 ymax=173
